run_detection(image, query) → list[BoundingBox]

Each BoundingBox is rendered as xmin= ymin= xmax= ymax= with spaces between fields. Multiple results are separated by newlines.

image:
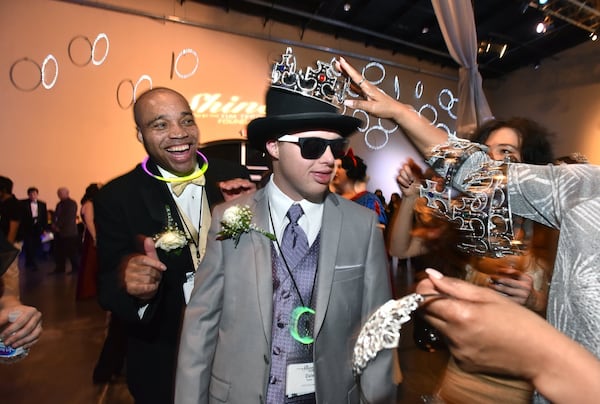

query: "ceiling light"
xmin=477 ymin=40 xmax=508 ymax=58
xmin=538 ymin=0 xmax=548 ymax=5
xmin=536 ymin=22 xmax=546 ymax=33
xmin=421 ymin=26 xmax=430 ymax=34
xmin=498 ymin=44 xmax=508 ymax=58
xmin=343 ymin=3 xmax=351 ymax=12
xmin=591 ymin=32 xmax=598 ymax=41
xmin=536 ymin=16 xmax=552 ymax=34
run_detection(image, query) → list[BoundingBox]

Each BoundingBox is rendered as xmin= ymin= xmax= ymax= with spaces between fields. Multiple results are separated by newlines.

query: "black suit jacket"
xmin=19 ymin=199 xmax=48 ymax=238
xmin=94 ymin=156 xmax=249 ymax=404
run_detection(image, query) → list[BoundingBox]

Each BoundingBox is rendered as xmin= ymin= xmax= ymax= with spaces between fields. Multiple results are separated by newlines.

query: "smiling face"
xmin=135 ymin=88 xmax=199 ymax=176
xmin=484 ymin=127 xmax=522 ymax=162
xmin=267 ymin=130 xmax=341 ymax=203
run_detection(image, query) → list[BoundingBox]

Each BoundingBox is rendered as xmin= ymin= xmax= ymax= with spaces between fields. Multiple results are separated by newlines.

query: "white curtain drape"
xmin=431 ymin=0 xmax=493 ymax=136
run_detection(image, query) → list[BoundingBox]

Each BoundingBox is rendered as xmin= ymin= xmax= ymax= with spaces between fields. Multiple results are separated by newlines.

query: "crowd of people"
xmin=2 ymin=48 xmax=599 ymax=404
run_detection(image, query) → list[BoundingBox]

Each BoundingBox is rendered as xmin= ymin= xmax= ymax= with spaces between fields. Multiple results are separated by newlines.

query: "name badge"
xmin=183 ymin=271 xmax=194 ymax=304
xmin=286 ymin=362 xmax=315 ymax=398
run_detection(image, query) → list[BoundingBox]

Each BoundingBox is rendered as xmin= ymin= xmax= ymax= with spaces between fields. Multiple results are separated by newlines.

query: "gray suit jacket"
xmin=176 ymin=188 xmax=398 ymax=404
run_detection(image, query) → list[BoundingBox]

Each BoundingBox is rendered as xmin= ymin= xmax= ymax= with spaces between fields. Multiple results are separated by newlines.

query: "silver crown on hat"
xmin=271 ymin=47 xmax=350 ymax=107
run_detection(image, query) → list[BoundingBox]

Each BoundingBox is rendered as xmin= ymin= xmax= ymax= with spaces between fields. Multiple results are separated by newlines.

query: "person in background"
xmin=76 ymin=183 xmax=101 ymax=300
xmin=176 ymin=48 xmax=399 ymax=404
xmin=337 ymin=56 xmax=600 ymax=404
xmin=95 ymin=87 xmax=254 ymax=403
xmin=51 ymin=187 xmax=79 ymax=274
xmin=19 ymin=187 xmax=48 ymax=271
xmin=374 ymin=188 xmax=388 ymax=211
xmin=330 ymin=149 xmax=388 ymax=227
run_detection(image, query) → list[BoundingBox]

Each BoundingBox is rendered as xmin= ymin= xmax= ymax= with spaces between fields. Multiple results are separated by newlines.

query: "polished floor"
xmin=0 ymin=255 xmax=448 ymax=403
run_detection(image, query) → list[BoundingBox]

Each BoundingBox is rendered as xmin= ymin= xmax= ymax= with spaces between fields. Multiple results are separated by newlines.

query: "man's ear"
xmin=265 ymin=139 xmax=279 ymax=159
xmin=136 ymin=128 xmax=143 ymax=143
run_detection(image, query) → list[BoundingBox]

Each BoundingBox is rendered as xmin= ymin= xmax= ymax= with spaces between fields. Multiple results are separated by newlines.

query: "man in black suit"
xmin=94 ymin=87 xmax=255 ymax=404
xmin=20 ymin=187 xmax=48 ymax=270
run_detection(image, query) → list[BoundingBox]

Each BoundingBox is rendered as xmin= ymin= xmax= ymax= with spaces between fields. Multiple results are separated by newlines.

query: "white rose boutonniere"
xmin=153 ymin=205 xmax=189 ymax=254
xmin=216 ymin=205 xmax=275 ymax=247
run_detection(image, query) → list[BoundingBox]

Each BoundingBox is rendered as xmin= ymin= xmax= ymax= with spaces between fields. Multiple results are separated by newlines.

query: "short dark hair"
xmin=27 ymin=187 xmax=39 ymax=194
xmin=0 ymin=176 xmax=13 ymax=194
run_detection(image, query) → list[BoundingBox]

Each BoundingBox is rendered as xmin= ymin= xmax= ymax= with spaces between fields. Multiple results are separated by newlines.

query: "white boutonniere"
xmin=216 ymin=205 xmax=275 ymax=248
xmin=153 ymin=205 xmax=189 ymax=254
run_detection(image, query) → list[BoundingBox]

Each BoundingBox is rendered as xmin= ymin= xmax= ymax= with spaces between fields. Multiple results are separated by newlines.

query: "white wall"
xmin=485 ymin=40 xmax=600 ymax=164
xmin=1 ymin=0 xmax=459 ymax=207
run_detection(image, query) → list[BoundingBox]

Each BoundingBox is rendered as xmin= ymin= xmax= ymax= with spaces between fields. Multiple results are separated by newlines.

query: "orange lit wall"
xmin=1 ymin=0 xmax=460 ymax=207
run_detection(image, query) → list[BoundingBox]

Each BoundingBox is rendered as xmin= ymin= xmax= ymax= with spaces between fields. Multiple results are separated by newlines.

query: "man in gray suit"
xmin=176 ymin=48 xmax=399 ymax=404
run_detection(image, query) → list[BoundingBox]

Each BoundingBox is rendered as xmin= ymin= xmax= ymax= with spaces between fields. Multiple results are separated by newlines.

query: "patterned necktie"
xmin=170 ymin=175 xmax=206 ymax=197
xmin=281 ymin=204 xmax=309 ymax=269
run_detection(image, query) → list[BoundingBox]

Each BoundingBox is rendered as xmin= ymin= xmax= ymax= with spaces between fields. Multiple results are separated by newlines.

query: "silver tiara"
xmin=352 ymin=293 xmax=424 ymax=375
xmin=271 ymin=47 xmax=350 ymax=107
xmin=423 ymin=136 xmax=524 ymax=258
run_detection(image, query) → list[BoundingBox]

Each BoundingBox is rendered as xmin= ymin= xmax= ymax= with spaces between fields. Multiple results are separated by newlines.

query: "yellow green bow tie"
xmin=170 ymin=175 xmax=206 ymax=197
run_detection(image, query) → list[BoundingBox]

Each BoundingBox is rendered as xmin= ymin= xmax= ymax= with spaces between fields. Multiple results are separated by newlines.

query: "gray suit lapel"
xmin=249 ymin=189 xmax=274 ymax=343
xmin=314 ymin=193 xmax=342 ymax=336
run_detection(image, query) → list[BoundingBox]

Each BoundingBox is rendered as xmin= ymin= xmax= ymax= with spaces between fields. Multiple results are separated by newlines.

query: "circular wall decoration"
xmin=68 ymin=35 xmax=92 ymax=67
xmin=173 ymin=48 xmax=199 ymax=79
xmin=116 ymin=75 xmax=153 ymax=109
xmin=116 ymin=79 xmax=134 ymax=109
xmin=41 ymin=54 xmax=59 ymax=89
xmin=92 ymin=33 xmax=109 ymax=66
xmin=9 ymin=57 xmax=42 ymax=92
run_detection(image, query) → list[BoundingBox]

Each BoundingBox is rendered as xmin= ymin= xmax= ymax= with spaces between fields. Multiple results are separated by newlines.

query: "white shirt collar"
xmin=266 ymin=176 xmax=323 ymax=245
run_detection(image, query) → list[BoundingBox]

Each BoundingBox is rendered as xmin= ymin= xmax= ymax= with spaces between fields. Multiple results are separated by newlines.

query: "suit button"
xmin=277 ymin=322 xmax=285 ymax=328
xmin=269 ymin=375 xmax=277 ymax=384
xmin=273 ymin=346 xmax=281 ymax=355
xmin=282 ymin=290 xmax=291 ymax=299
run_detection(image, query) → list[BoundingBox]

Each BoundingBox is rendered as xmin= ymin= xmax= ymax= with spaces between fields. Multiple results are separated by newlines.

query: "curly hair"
xmin=469 ymin=117 xmax=555 ymax=164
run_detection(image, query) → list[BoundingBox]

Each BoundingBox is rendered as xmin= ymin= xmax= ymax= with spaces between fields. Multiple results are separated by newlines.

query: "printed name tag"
xmin=286 ymin=362 xmax=315 ymax=397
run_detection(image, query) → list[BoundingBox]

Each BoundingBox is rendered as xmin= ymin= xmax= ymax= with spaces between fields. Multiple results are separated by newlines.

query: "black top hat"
xmin=247 ymin=87 xmax=362 ymax=151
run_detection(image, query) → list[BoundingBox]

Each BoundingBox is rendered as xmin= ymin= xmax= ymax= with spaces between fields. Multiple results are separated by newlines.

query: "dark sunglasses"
xmin=277 ymin=135 xmax=349 ymax=159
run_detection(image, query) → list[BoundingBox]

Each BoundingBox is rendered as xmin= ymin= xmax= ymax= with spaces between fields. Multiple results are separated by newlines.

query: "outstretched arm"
xmin=416 ymin=269 xmax=600 ymax=404
xmin=337 ymin=57 xmax=448 ymax=155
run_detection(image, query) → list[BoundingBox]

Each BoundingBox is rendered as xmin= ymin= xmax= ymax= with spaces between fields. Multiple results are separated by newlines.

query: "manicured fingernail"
xmin=340 ymin=56 xmax=346 ymax=63
xmin=425 ymin=268 xmax=444 ymax=279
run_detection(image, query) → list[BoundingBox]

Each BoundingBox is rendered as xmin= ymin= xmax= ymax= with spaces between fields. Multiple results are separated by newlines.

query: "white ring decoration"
xmin=415 ymin=81 xmax=424 ymax=99
xmin=394 ymin=76 xmax=401 ymax=100
xmin=361 ymin=62 xmax=385 ymax=85
xmin=418 ymin=103 xmax=438 ymax=125
xmin=352 ymin=109 xmax=370 ymax=133
xmin=436 ymin=122 xmax=456 ymax=137
xmin=133 ymin=75 xmax=153 ymax=102
xmin=174 ymin=48 xmax=199 ymax=79
xmin=364 ymin=125 xmax=389 ymax=150
xmin=377 ymin=117 xmax=398 ymax=135
xmin=41 ymin=54 xmax=58 ymax=90
xmin=92 ymin=33 xmax=110 ymax=66
xmin=438 ymin=88 xmax=458 ymax=120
